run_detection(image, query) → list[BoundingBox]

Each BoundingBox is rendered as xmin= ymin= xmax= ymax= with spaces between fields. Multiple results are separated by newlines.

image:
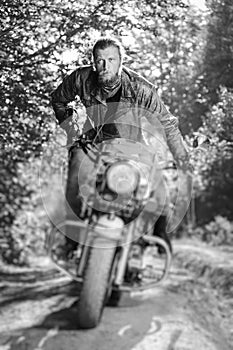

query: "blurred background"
xmin=0 ymin=0 xmax=232 ymax=266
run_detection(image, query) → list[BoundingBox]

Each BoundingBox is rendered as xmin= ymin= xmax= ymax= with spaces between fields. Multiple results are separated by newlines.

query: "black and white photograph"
xmin=0 ymin=0 xmax=232 ymax=349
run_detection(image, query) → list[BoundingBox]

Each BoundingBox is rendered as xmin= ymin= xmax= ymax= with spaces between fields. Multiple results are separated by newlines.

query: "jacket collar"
xmin=90 ymin=66 xmax=135 ymax=103
xmin=121 ymin=66 xmax=136 ymax=99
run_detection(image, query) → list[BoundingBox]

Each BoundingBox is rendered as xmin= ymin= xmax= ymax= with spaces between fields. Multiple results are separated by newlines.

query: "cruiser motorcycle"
xmin=46 ymin=133 xmax=177 ymax=329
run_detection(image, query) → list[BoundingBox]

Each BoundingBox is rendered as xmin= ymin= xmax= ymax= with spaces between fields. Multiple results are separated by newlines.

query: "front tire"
xmin=76 ymin=239 xmax=116 ymax=329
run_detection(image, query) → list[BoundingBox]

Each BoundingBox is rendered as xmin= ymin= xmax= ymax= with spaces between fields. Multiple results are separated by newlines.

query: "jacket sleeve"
xmin=143 ymin=86 xmax=190 ymax=168
xmin=51 ymin=68 xmax=81 ymax=124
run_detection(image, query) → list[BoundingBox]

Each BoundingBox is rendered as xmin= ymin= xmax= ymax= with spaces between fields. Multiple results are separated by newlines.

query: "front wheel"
xmin=76 ymin=239 xmax=116 ymax=329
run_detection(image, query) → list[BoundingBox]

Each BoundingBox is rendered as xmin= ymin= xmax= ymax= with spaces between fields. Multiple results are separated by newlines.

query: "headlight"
xmin=107 ymin=162 xmax=138 ymax=195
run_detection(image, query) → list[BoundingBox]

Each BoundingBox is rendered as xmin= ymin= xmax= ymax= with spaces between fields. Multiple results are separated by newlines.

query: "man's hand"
xmin=60 ymin=113 xmax=78 ymax=147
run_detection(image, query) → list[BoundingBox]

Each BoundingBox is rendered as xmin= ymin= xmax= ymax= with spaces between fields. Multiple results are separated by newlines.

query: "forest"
xmin=0 ymin=0 xmax=233 ymax=265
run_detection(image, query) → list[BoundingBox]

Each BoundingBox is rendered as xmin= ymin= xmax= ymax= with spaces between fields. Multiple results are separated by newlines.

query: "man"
xmin=51 ymin=36 xmax=190 ymax=256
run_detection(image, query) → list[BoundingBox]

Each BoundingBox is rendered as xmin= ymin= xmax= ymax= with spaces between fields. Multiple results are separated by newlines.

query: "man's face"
xmin=94 ymin=45 xmax=121 ymax=86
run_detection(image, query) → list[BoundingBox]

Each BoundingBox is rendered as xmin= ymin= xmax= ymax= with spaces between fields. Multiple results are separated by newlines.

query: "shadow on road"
xmin=36 ymin=289 xmax=146 ymax=330
xmin=37 ymin=300 xmax=80 ymax=330
xmin=28 ymin=292 xmax=170 ymax=350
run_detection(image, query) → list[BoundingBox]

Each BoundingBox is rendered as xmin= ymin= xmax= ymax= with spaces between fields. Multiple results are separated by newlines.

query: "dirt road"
xmin=0 ymin=239 xmax=232 ymax=350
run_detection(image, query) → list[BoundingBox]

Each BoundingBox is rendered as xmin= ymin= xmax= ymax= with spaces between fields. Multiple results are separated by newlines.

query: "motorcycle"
xmin=46 ymin=129 xmax=185 ymax=329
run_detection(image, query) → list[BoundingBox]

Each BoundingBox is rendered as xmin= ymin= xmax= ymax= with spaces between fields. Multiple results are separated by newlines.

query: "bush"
xmin=192 ymin=215 xmax=233 ymax=246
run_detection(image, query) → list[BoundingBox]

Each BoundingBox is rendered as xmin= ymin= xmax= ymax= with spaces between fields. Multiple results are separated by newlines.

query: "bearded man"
xmin=51 ymin=36 xmax=190 ymax=256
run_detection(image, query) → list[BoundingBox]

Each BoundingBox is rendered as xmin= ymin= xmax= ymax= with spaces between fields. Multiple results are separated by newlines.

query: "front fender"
xmin=94 ymin=215 xmax=125 ymax=241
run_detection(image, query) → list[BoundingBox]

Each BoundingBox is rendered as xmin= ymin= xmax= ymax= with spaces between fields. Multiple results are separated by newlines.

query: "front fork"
xmin=114 ymin=222 xmax=135 ymax=286
xmin=47 ymin=216 xmax=125 ymax=282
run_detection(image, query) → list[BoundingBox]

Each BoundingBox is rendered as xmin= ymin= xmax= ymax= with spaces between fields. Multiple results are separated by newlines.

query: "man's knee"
xmin=153 ymin=215 xmax=172 ymax=253
xmin=153 ymin=215 xmax=167 ymax=236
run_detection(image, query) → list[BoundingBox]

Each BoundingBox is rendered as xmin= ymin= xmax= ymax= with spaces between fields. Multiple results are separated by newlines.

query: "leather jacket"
xmin=51 ymin=65 xmax=189 ymax=167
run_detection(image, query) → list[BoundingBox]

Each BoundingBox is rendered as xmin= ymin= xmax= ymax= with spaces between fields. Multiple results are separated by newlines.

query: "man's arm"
xmin=143 ymin=86 xmax=190 ymax=169
xmin=51 ymin=68 xmax=81 ymax=125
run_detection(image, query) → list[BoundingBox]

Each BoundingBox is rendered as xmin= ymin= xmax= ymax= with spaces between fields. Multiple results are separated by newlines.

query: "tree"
xmin=0 ymin=0 xmax=189 ymax=263
xmin=190 ymin=0 xmax=233 ymax=223
xmin=192 ymin=88 xmax=233 ymax=223
xmin=201 ymin=0 xmax=233 ymax=105
xmin=122 ymin=5 xmax=208 ymax=134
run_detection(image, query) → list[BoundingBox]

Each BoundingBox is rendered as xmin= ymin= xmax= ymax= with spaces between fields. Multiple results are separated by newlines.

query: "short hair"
xmin=92 ymin=37 xmax=125 ymax=62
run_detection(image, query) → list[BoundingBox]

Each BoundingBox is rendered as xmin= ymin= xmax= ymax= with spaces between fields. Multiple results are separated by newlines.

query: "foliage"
xmin=123 ymin=5 xmax=208 ymax=134
xmin=2 ymin=0 xmax=232 ymax=263
xmin=0 ymin=0 xmax=189 ymax=264
xmin=1 ymin=207 xmax=50 ymax=266
xmin=202 ymin=0 xmax=233 ymax=105
xmin=182 ymin=0 xmax=233 ymax=225
xmin=191 ymin=216 xmax=233 ymax=246
xmin=190 ymin=87 xmax=233 ymax=223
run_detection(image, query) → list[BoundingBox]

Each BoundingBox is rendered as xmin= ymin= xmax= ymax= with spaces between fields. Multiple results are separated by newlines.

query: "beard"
xmin=97 ymin=71 xmax=120 ymax=87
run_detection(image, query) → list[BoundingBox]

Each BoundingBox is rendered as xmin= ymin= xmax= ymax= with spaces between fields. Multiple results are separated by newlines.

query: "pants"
xmin=152 ymin=215 xmax=172 ymax=253
xmin=64 ymin=146 xmax=96 ymax=245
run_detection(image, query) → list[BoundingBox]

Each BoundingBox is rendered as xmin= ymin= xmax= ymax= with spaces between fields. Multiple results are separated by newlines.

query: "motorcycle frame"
xmin=47 ymin=138 xmax=172 ymax=290
xmin=48 ymin=213 xmax=172 ymax=292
